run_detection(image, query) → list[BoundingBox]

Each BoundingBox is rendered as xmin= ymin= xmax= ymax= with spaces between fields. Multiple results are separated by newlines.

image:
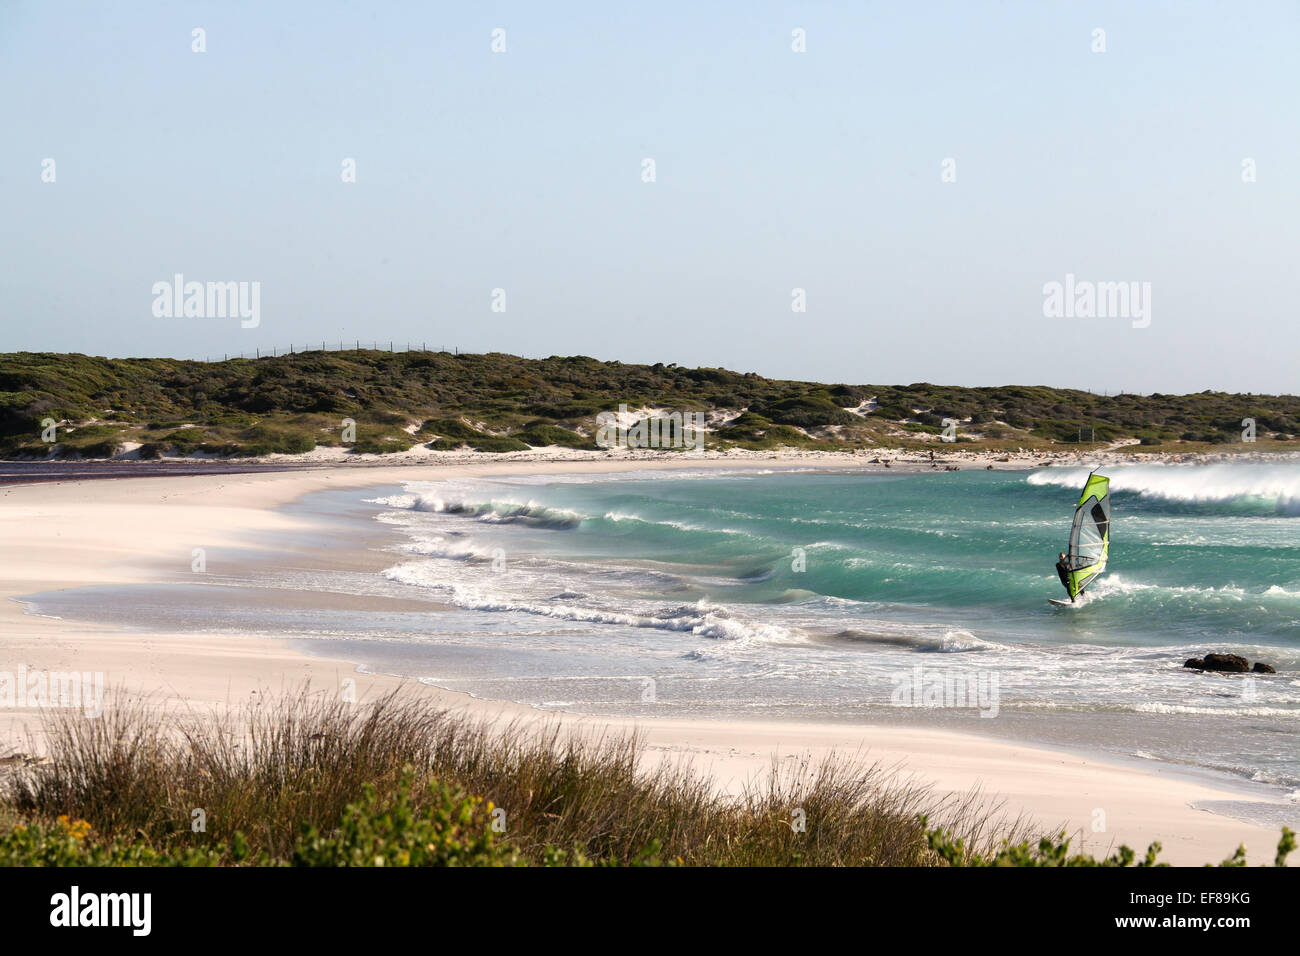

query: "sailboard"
xmin=1049 ymin=472 xmax=1110 ymax=605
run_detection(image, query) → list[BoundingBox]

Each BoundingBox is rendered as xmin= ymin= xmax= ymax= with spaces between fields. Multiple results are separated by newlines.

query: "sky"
xmin=2 ymin=1 xmax=1297 ymax=394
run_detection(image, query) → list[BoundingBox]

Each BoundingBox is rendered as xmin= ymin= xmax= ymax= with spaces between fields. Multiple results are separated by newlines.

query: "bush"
xmin=924 ymin=820 xmax=1296 ymax=868
xmin=752 ymin=393 xmax=858 ymax=428
xmin=0 ymin=815 xmax=230 ymax=866
xmin=419 ymin=418 xmax=486 ymax=440
xmin=73 ymin=441 xmax=122 ymax=459
xmin=514 ymin=424 xmax=594 ymax=449
xmin=348 ymin=437 xmax=414 ymax=454
xmin=231 ymin=424 xmax=317 ymax=456
xmin=292 ymin=770 xmax=519 ymax=867
xmin=872 ymin=403 xmax=914 ymax=420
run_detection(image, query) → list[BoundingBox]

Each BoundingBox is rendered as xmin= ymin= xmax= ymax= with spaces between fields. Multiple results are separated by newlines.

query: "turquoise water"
xmin=377 ymin=465 xmax=1300 ymax=647
xmin=367 ymin=464 xmax=1300 ymax=795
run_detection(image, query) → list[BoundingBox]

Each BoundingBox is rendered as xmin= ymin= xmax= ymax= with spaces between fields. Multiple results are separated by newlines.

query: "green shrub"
xmin=234 ymin=425 xmax=317 ymax=455
xmin=515 ymin=424 xmax=594 ymax=449
xmin=419 ymin=418 xmax=486 ymax=440
xmin=72 ymin=440 xmax=122 ymax=458
xmin=348 ymin=436 xmax=414 ymax=454
xmin=752 ymin=393 xmax=858 ymax=428
xmin=292 ymin=770 xmax=519 ymax=867
xmin=0 ymin=815 xmax=230 ymax=867
xmin=871 ymin=404 xmax=914 ymax=420
xmin=924 ymin=820 xmax=1295 ymax=868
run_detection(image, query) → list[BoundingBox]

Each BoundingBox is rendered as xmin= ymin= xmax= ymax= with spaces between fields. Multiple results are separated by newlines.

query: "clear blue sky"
xmin=2 ymin=1 xmax=1297 ymax=393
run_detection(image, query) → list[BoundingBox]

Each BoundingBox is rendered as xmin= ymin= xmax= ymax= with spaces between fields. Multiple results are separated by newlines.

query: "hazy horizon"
xmin=3 ymin=2 xmax=1297 ymax=393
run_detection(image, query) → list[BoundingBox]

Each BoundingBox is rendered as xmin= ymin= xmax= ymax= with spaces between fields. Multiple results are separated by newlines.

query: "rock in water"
xmin=1204 ymin=653 xmax=1251 ymax=672
xmin=1185 ymin=653 xmax=1251 ymax=672
xmin=1252 ymin=662 xmax=1277 ymax=674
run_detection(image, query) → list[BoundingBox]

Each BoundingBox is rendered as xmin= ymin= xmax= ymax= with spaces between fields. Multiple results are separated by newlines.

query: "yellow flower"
xmin=56 ymin=815 xmax=92 ymax=842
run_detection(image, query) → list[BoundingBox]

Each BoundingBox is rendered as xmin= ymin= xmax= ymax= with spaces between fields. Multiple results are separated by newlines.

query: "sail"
xmin=1066 ymin=473 xmax=1110 ymax=599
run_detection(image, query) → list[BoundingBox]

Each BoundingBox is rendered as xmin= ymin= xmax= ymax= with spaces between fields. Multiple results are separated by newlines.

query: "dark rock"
xmin=1252 ymin=662 xmax=1276 ymax=674
xmin=1183 ymin=658 xmax=1205 ymax=670
xmin=1202 ymin=653 xmax=1251 ymax=673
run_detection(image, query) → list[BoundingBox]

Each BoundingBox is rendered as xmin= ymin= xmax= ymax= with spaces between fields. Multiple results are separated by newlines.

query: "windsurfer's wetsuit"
xmin=1055 ymin=558 xmax=1073 ymax=600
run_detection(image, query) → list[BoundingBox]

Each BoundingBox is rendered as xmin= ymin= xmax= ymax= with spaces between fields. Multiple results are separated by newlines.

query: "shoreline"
xmin=4 ymin=442 xmax=1300 ymax=487
xmin=1 ymin=455 xmax=1293 ymax=865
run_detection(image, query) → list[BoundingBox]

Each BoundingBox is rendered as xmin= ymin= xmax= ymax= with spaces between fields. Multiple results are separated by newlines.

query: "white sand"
xmin=0 ymin=457 xmax=1288 ymax=865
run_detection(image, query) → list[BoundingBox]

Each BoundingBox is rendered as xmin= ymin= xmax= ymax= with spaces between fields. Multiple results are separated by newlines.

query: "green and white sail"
xmin=1065 ymin=473 xmax=1110 ymax=599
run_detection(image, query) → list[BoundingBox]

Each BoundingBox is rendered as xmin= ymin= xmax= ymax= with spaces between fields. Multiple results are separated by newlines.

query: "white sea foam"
xmin=1027 ymin=463 xmax=1300 ymax=512
xmin=400 ymin=535 xmax=497 ymax=560
xmin=1133 ymin=702 xmax=1300 ymax=718
xmin=380 ymin=561 xmax=797 ymax=646
xmin=367 ymin=493 xmax=419 ymax=509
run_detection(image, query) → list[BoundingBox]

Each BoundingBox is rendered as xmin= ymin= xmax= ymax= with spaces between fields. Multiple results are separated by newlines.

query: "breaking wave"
xmin=381 ymin=561 xmax=799 ymax=646
xmin=1027 ymin=463 xmax=1300 ymax=514
xmin=369 ymin=493 xmax=585 ymax=529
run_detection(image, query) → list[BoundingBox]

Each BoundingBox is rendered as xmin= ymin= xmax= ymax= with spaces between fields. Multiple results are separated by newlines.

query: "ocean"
xmin=26 ymin=462 xmax=1300 ymax=814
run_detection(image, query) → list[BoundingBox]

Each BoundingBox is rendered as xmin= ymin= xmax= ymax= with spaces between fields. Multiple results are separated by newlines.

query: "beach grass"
xmin=0 ymin=688 xmax=1031 ymax=866
xmin=1 ymin=689 xmax=1293 ymax=866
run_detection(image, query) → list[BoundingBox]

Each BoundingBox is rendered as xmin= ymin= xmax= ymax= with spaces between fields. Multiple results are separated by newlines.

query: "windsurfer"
xmin=1055 ymin=551 xmax=1073 ymax=599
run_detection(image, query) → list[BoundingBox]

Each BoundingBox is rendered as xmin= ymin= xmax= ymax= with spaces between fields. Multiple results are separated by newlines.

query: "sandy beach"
xmin=0 ymin=454 xmax=1290 ymax=866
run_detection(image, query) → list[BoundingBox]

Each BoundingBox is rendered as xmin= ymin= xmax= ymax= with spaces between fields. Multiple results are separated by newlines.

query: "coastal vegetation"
xmin=0 ymin=691 xmax=1292 ymax=867
xmin=1 ymin=349 xmax=1297 ymax=458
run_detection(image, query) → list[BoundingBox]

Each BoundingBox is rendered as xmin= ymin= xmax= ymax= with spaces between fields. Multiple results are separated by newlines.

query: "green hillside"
xmin=0 ymin=350 xmax=1295 ymax=458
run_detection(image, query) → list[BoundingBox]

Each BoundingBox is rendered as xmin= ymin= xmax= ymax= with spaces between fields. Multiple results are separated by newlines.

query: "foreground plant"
xmin=2 ymin=689 xmax=1022 ymax=866
xmin=924 ymin=817 xmax=1296 ymax=868
xmin=4 ymin=689 xmax=1289 ymax=867
xmin=292 ymin=770 xmax=519 ymax=867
